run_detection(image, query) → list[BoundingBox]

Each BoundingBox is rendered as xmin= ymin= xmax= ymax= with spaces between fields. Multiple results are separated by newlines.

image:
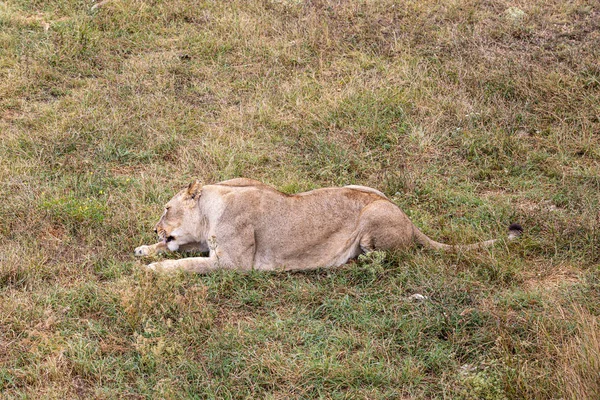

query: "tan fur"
xmin=134 ymin=178 xmax=519 ymax=273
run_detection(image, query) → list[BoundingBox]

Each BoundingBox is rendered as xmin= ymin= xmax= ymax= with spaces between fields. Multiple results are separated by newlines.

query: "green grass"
xmin=1 ymin=0 xmax=599 ymax=398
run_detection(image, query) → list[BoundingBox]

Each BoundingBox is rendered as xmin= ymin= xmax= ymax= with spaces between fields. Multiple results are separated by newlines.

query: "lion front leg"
xmin=134 ymin=241 xmax=168 ymax=257
xmin=146 ymin=256 xmax=221 ymax=274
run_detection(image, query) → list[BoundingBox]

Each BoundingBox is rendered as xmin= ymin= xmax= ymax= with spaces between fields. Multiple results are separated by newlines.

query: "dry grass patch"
xmin=558 ymin=307 xmax=600 ymax=399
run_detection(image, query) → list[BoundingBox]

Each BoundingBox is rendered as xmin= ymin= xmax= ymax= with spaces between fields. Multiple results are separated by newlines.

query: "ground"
xmin=0 ymin=0 xmax=599 ymax=398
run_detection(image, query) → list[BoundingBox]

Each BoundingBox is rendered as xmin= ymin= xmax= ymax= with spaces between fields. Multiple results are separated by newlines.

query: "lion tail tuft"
xmin=507 ymin=223 xmax=523 ymax=240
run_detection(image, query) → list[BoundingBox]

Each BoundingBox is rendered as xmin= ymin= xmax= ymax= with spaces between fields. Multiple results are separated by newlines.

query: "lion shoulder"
xmin=215 ymin=178 xmax=269 ymax=188
xmin=212 ymin=178 xmax=285 ymax=198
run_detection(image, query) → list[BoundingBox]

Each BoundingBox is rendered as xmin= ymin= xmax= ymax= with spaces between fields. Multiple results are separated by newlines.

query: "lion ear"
xmin=187 ymin=180 xmax=202 ymax=199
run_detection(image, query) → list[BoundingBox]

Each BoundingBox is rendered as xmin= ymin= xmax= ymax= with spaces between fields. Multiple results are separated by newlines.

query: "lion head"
xmin=153 ymin=180 xmax=204 ymax=251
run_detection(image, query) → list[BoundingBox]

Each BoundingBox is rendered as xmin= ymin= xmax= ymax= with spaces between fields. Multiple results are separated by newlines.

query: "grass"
xmin=1 ymin=0 xmax=599 ymax=398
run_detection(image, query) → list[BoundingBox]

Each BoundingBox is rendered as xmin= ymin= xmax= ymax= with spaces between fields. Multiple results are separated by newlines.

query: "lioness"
xmin=135 ymin=178 xmax=522 ymax=273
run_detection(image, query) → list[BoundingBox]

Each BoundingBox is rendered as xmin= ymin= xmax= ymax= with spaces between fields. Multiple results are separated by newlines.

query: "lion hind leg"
xmin=358 ymin=201 xmax=415 ymax=253
xmin=359 ymin=234 xmax=375 ymax=254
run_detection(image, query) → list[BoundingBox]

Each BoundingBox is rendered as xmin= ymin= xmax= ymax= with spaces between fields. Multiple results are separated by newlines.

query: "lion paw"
xmin=145 ymin=262 xmax=158 ymax=271
xmin=134 ymin=245 xmax=154 ymax=257
xmin=145 ymin=260 xmax=177 ymax=272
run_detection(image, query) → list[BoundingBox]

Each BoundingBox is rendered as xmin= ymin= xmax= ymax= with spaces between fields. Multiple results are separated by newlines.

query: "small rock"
xmin=408 ymin=293 xmax=428 ymax=302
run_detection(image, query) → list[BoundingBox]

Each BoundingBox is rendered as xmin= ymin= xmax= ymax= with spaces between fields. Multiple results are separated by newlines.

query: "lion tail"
xmin=413 ymin=223 xmax=523 ymax=251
